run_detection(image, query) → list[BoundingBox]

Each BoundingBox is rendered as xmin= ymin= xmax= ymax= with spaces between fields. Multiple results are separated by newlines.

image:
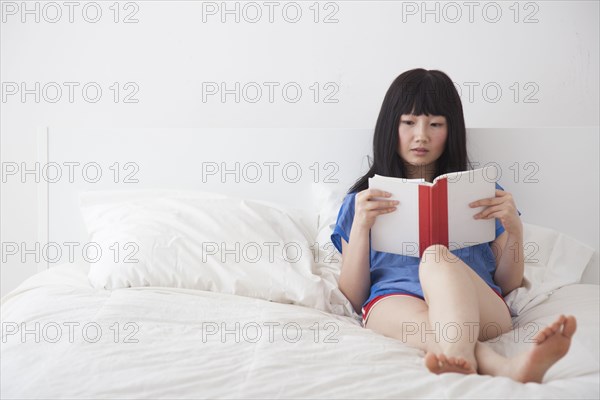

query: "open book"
xmin=368 ymin=166 xmax=496 ymax=257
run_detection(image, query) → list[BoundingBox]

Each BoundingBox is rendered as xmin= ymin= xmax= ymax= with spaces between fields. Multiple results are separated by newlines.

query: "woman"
xmin=331 ymin=68 xmax=576 ymax=382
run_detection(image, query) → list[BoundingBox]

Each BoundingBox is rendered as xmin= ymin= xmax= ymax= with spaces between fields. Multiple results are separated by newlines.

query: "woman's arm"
xmin=338 ymin=189 xmax=398 ymax=314
xmin=470 ymin=189 xmax=524 ymax=296
xmin=491 ymin=229 xmax=525 ymax=295
xmin=338 ymin=230 xmax=372 ymax=314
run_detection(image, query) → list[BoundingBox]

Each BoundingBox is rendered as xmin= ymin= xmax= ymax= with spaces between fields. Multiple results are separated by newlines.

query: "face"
xmin=398 ymin=114 xmax=448 ymax=179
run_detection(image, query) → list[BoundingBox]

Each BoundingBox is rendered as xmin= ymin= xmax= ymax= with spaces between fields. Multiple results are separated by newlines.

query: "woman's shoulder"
xmin=334 ymin=191 xmax=358 ymax=220
xmin=340 ymin=191 xmax=359 ymax=208
xmin=344 ymin=191 xmax=358 ymax=201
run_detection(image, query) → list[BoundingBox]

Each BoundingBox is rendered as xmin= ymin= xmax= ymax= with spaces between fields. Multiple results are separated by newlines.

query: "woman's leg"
xmin=474 ymin=315 xmax=577 ymax=382
xmin=366 ymin=294 xmax=489 ymax=374
xmin=418 ymin=244 xmax=513 ymax=372
xmin=365 ymin=294 xmax=443 ymax=355
xmin=366 ymin=244 xmax=577 ymax=382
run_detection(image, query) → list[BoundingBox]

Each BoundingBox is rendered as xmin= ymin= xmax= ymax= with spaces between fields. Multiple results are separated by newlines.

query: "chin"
xmin=409 ymin=159 xmax=431 ymax=165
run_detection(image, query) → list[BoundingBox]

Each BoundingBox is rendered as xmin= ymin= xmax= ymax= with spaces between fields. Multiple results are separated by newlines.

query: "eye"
xmin=401 ymin=120 xmax=414 ymax=125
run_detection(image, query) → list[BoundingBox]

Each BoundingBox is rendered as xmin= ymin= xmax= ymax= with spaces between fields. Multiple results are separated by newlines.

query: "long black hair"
xmin=348 ymin=68 xmax=470 ymax=194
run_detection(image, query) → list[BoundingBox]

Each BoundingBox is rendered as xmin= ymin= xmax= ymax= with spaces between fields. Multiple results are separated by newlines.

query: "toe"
xmin=562 ymin=315 xmax=577 ymax=338
xmin=438 ymin=354 xmax=448 ymax=365
xmin=534 ymin=328 xmax=549 ymax=344
xmin=424 ymin=352 xmax=441 ymax=372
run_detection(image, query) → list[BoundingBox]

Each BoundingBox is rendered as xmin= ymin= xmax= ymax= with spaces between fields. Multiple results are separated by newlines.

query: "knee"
xmin=421 ymin=244 xmax=454 ymax=264
xmin=419 ymin=245 xmax=456 ymax=276
xmin=424 ymin=244 xmax=449 ymax=255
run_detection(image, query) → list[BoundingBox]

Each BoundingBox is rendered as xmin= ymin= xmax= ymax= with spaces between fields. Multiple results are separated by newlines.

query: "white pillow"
xmin=311 ymin=181 xmax=597 ymax=317
xmin=79 ymin=189 xmax=354 ymax=316
xmin=504 ymin=223 xmax=595 ymax=315
xmin=309 ymin=181 xmax=362 ymax=320
xmin=311 ymin=180 xmax=351 ymax=259
xmin=310 ymin=181 xmax=349 ymax=276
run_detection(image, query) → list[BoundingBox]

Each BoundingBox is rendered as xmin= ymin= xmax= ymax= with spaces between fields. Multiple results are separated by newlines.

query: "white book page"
xmin=368 ymin=175 xmax=420 ymax=256
xmin=444 ymin=167 xmax=496 ymax=250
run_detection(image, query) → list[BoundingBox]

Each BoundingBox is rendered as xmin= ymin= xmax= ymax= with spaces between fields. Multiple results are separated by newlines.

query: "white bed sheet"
xmin=1 ymin=263 xmax=599 ymax=399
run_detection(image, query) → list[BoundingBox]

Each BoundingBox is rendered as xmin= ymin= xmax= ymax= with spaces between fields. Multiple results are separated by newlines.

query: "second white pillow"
xmin=80 ymin=190 xmax=354 ymax=316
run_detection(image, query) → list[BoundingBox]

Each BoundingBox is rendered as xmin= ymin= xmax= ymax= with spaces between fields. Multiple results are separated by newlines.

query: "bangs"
xmin=396 ymin=75 xmax=456 ymax=117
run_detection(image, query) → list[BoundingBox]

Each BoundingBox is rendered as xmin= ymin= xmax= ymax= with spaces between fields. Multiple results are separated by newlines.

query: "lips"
xmin=411 ymin=148 xmax=429 ymax=152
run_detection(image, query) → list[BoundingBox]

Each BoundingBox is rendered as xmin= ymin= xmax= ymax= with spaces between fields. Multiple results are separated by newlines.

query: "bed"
xmin=1 ymin=263 xmax=598 ymax=399
xmin=1 ymin=127 xmax=599 ymax=398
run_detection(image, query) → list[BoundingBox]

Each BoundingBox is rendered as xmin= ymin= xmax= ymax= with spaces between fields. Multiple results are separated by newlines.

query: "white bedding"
xmin=2 ymin=263 xmax=599 ymax=399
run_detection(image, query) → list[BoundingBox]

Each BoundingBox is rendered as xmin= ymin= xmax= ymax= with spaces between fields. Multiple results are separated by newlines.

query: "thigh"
xmin=365 ymin=295 xmax=436 ymax=353
xmin=472 ymin=279 xmax=513 ymax=340
xmin=447 ymin=256 xmax=513 ymax=341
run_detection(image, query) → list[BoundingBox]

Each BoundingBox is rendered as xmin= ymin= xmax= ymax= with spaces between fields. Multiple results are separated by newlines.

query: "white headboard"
xmin=37 ymin=127 xmax=599 ymax=283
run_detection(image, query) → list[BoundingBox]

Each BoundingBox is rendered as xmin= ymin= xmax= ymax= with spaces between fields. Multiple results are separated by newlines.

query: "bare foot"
xmin=507 ymin=314 xmax=577 ymax=383
xmin=425 ymin=352 xmax=477 ymax=375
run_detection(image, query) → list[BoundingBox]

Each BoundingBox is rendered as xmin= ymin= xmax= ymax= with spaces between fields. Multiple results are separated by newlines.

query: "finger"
xmin=355 ymin=189 xmax=393 ymax=206
xmin=364 ymin=199 xmax=399 ymax=211
xmin=478 ymin=201 xmax=519 ymax=219
xmin=474 ymin=204 xmax=504 ymax=219
xmin=469 ymin=197 xmax=504 ymax=208
xmin=369 ymin=207 xmax=396 ymax=216
xmin=469 ymin=190 xmax=509 ymax=207
xmin=478 ymin=210 xmax=505 ymax=220
xmin=366 ymin=189 xmax=393 ymax=198
xmin=357 ymin=189 xmax=389 ymax=203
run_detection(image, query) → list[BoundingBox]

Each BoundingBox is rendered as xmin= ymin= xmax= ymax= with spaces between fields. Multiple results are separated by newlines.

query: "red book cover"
xmin=369 ymin=167 xmax=495 ymax=257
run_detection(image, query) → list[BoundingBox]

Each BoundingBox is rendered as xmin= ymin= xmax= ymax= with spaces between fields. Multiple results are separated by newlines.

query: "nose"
xmin=414 ymin=121 xmax=429 ymax=142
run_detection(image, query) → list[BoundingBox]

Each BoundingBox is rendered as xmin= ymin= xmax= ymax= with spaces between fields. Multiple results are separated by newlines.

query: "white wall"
xmin=2 ymin=1 xmax=599 ymax=297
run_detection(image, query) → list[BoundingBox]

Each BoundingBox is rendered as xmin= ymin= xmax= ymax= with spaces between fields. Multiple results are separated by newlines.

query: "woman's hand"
xmin=354 ymin=189 xmax=399 ymax=231
xmin=469 ymin=189 xmax=522 ymax=236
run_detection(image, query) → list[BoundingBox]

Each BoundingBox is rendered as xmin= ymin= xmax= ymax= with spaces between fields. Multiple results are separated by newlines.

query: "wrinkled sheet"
xmin=1 ymin=264 xmax=598 ymax=399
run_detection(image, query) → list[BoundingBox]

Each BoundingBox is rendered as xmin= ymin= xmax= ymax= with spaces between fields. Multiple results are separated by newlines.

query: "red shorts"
xmin=361 ymin=288 xmax=509 ymax=326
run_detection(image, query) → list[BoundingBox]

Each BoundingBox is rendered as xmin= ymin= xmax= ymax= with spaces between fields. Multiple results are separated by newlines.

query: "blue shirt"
xmin=331 ymin=182 xmax=521 ymax=309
